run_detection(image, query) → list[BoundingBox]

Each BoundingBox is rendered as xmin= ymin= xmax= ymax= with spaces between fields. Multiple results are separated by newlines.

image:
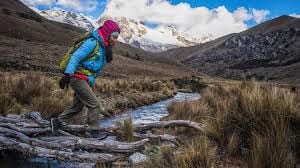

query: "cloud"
xmin=290 ymin=13 xmax=300 ymax=18
xmin=101 ymin=0 xmax=270 ymax=39
xmin=251 ymin=9 xmax=270 ymax=23
xmin=21 ymin=0 xmax=55 ymax=6
xmin=21 ymin=0 xmax=99 ymax=13
xmin=56 ymin=0 xmax=99 ymax=12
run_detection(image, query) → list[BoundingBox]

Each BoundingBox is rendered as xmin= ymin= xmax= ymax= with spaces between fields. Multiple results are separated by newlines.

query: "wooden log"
xmin=133 ymin=120 xmax=205 ymax=133
xmin=23 ymin=112 xmax=50 ymax=127
xmin=0 ymin=126 xmax=31 ymax=144
xmin=0 ymin=123 xmax=50 ymax=135
xmin=77 ymin=138 xmax=149 ymax=153
xmin=16 ymin=122 xmax=41 ymax=128
xmin=0 ymin=126 xmax=74 ymax=150
xmin=0 ymin=136 xmax=121 ymax=163
xmin=0 ymin=116 xmax=30 ymax=124
xmin=133 ymin=133 xmax=177 ymax=143
xmin=41 ymin=136 xmax=150 ymax=153
xmin=0 ymin=126 xmax=149 ymax=153
xmin=2 ymin=113 xmax=112 ymax=134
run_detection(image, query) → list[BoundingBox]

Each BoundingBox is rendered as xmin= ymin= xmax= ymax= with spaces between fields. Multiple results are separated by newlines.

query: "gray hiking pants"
xmin=58 ymin=77 xmax=100 ymax=130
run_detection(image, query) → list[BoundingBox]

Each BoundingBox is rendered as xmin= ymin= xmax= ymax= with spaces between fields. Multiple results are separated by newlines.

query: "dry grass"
xmin=94 ymin=77 xmax=175 ymax=97
xmin=161 ymin=81 xmax=299 ymax=168
xmin=176 ymin=136 xmax=217 ymax=168
xmin=0 ymin=72 xmax=176 ymax=121
xmin=143 ymin=136 xmax=217 ymax=168
xmin=115 ymin=117 xmax=134 ymax=142
xmin=0 ymin=72 xmax=72 ymax=118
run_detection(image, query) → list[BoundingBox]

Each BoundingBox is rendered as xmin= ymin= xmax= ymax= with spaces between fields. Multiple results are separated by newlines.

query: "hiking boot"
xmin=51 ymin=118 xmax=60 ymax=135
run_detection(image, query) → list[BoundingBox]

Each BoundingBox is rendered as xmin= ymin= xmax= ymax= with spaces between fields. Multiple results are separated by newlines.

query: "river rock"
xmin=128 ymin=152 xmax=149 ymax=164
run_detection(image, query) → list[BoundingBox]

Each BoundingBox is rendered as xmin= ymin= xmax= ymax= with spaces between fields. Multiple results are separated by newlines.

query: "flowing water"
xmin=0 ymin=92 xmax=200 ymax=168
xmin=100 ymin=92 xmax=200 ymax=128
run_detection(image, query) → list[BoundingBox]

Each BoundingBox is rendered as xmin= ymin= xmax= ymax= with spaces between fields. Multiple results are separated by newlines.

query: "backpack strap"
xmin=76 ymin=40 xmax=100 ymax=77
xmin=85 ymin=40 xmax=100 ymax=61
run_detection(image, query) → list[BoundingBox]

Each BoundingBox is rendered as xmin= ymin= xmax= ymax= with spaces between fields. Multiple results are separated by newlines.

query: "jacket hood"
xmin=99 ymin=20 xmax=120 ymax=42
xmin=91 ymin=30 xmax=105 ymax=47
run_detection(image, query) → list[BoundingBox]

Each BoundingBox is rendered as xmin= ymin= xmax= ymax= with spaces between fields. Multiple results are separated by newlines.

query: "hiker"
xmin=51 ymin=20 xmax=121 ymax=137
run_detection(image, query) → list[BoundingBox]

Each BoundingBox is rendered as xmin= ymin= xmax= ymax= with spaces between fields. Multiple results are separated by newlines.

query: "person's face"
xmin=109 ymin=32 xmax=119 ymax=46
xmin=109 ymin=36 xmax=117 ymax=46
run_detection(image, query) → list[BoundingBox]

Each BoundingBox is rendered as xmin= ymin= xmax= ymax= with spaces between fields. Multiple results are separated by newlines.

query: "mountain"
xmin=160 ymin=15 xmax=300 ymax=83
xmin=98 ymin=15 xmax=211 ymax=52
xmin=20 ymin=3 xmax=217 ymax=53
xmin=31 ymin=7 xmax=212 ymax=52
xmin=0 ymin=0 xmax=196 ymax=78
xmin=38 ymin=9 xmax=95 ymax=32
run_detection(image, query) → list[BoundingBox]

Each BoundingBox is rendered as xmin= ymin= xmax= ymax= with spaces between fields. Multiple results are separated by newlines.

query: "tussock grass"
xmin=115 ymin=117 xmax=134 ymax=142
xmin=176 ymin=136 xmax=217 ymax=168
xmin=143 ymin=136 xmax=217 ymax=168
xmin=161 ymin=81 xmax=299 ymax=167
xmin=11 ymin=73 xmax=52 ymax=104
xmin=0 ymin=72 xmax=72 ymax=118
xmin=94 ymin=77 xmax=175 ymax=97
xmin=0 ymin=72 xmax=177 ymax=120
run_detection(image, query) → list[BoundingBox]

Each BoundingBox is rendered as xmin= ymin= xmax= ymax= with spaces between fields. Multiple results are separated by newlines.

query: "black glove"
xmin=59 ymin=74 xmax=71 ymax=89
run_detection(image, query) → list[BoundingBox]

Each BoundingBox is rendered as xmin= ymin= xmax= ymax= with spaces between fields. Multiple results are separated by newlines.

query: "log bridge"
xmin=0 ymin=112 xmax=205 ymax=164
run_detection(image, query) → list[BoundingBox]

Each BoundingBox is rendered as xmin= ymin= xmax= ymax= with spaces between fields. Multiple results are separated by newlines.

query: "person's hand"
xmin=59 ymin=73 xmax=71 ymax=89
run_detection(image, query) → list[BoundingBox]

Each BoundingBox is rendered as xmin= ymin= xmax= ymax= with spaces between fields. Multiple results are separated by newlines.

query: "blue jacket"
xmin=65 ymin=30 xmax=106 ymax=86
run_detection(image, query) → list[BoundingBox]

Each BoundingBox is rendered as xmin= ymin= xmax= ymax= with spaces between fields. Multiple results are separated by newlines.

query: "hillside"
xmin=160 ymin=15 xmax=300 ymax=83
xmin=0 ymin=0 xmax=196 ymax=78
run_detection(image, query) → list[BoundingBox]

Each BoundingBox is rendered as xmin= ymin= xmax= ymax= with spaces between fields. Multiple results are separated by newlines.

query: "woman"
xmin=51 ymin=20 xmax=121 ymax=137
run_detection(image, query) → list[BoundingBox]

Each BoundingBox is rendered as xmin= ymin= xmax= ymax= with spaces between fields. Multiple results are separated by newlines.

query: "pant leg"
xmin=68 ymin=78 xmax=100 ymax=130
xmin=58 ymin=93 xmax=84 ymax=123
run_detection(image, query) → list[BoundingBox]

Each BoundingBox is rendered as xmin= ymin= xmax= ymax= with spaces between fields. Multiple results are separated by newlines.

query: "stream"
xmin=0 ymin=92 xmax=200 ymax=168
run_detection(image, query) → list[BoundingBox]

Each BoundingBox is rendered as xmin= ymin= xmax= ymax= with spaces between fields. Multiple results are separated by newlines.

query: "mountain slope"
xmin=0 ymin=0 xmax=84 ymax=45
xmin=0 ymin=0 xmax=196 ymax=78
xmin=161 ymin=15 xmax=300 ymax=83
xmin=39 ymin=9 xmax=95 ymax=32
xmin=98 ymin=15 xmax=205 ymax=52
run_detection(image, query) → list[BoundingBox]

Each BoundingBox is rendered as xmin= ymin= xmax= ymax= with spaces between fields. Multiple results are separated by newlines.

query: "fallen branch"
xmin=0 ymin=136 xmax=121 ymax=163
xmin=77 ymin=138 xmax=149 ymax=153
xmin=133 ymin=120 xmax=205 ymax=133
xmin=0 ymin=123 xmax=50 ymax=135
xmin=0 ymin=126 xmax=149 ymax=153
xmin=134 ymin=133 xmax=177 ymax=143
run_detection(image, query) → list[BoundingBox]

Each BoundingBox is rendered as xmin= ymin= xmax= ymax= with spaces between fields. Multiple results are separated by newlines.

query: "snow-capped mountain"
xmin=98 ymin=15 xmax=214 ymax=52
xmin=38 ymin=9 xmax=96 ymax=32
xmin=34 ymin=8 xmax=214 ymax=52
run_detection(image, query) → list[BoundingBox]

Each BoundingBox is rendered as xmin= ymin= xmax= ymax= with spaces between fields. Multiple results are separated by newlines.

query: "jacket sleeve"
xmin=64 ymin=38 xmax=97 ymax=75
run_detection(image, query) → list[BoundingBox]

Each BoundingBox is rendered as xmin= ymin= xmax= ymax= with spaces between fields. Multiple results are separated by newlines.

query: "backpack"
xmin=59 ymin=32 xmax=100 ymax=74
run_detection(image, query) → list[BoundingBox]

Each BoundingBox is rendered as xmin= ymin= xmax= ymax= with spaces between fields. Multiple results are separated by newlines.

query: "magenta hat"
xmin=98 ymin=20 xmax=120 ymax=42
